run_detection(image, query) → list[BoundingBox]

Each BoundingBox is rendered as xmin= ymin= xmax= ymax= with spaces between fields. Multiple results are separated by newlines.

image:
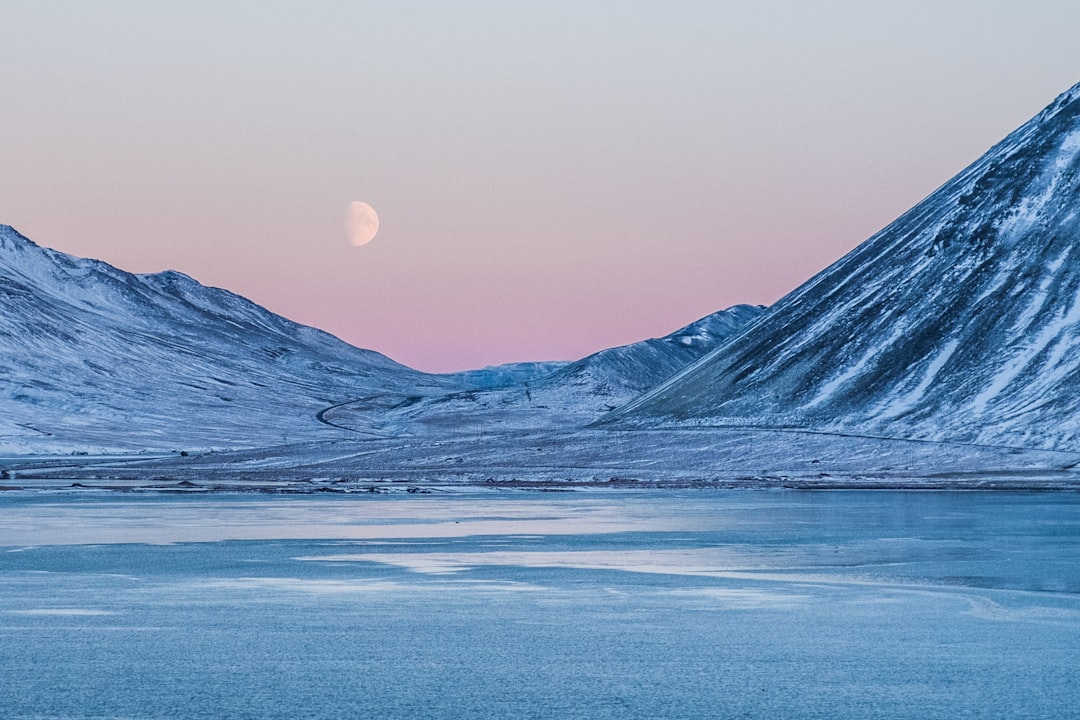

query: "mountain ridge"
xmin=0 ymin=224 xmax=460 ymax=452
xmin=1 ymin=224 xmax=763 ymax=452
xmin=320 ymin=303 xmax=765 ymax=434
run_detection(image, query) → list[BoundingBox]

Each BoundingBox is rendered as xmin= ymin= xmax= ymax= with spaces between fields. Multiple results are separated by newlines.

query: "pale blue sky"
xmin=3 ymin=1 xmax=1079 ymax=370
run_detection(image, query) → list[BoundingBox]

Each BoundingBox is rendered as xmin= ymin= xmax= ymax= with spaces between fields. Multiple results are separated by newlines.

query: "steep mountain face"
xmin=324 ymin=304 xmax=765 ymax=434
xmin=613 ymin=82 xmax=1080 ymax=451
xmin=0 ymin=226 xmax=458 ymax=452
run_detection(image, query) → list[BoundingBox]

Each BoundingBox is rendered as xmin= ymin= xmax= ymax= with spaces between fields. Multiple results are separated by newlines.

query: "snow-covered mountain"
xmin=545 ymin=305 xmax=764 ymax=400
xmin=612 ymin=82 xmax=1080 ymax=451
xmin=448 ymin=360 xmax=571 ymax=390
xmin=0 ymin=224 xmax=764 ymax=453
xmin=0 ymin=225 xmax=460 ymax=452
xmin=323 ymin=304 xmax=764 ymax=434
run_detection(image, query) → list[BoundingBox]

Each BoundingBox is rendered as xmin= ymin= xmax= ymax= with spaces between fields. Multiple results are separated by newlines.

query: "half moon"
xmin=346 ymin=201 xmax=380 ymax=246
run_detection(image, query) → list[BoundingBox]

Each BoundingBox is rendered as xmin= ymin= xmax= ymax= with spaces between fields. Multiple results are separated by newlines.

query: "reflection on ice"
xmin=653 ymin=587 xmax=812 ymax=609
xmin=0 ymin=495 xmax=691 ymax=546
xmin=296 ymin=547 xmax=788 ymax=576
xmin=194 ymin=576 xmax=547 ymax=595
xmin=3 ymin=608 xmax=117 ymax=616
xmin=961 ymin=595 xmax=1080 ymax=623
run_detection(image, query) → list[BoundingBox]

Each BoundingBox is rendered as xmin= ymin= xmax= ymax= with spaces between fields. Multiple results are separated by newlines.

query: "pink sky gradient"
xmin=3 ymin=3 xmax=1080 ymax=371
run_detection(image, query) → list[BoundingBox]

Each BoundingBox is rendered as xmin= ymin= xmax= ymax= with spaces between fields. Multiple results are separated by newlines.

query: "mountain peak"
xmin=613 ymin=81 xmax=1080 ymax=451
xmin=0 ymin=224 xmax=39 ymax=253
xmin=1048 ymin=79 xmax=1080 ymax=111
xmin=0 ymin=225 xmax=435 ymax=453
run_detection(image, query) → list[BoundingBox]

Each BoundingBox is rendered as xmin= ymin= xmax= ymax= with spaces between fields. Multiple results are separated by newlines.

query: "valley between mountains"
xmin=8 ymin=83 xmax=1080 ymax=491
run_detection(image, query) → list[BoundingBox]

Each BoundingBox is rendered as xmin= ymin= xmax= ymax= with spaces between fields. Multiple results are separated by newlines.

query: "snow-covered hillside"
xmin=323 ymin=304 xmax=764 ymax=434
xmin=0 ymin=224 xmax=763 ymax=454
xmin=0 ymin=225 xmax=460 ymax=452
xmin=612 ymin=82 xmax=1080 ymax=451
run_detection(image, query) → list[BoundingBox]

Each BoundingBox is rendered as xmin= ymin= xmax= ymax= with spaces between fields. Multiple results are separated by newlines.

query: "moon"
xmin=346 ymin=201 xmax=379 ymax=246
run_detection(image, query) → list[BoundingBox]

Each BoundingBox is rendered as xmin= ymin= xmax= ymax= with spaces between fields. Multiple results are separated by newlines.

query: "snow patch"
xmin=876 ymin=339 xmax=960 ymax=420
xmin=970 ymin=286 xmax=1080 ymax=415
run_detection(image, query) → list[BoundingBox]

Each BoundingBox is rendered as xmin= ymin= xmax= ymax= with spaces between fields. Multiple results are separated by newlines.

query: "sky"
xmin=3 ymin=2 xmax=1080 ymax=372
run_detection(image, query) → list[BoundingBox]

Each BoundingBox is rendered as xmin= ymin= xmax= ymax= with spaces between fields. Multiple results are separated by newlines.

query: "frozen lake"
xmin=1 ymin=490 xmax=1078 ymax=719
